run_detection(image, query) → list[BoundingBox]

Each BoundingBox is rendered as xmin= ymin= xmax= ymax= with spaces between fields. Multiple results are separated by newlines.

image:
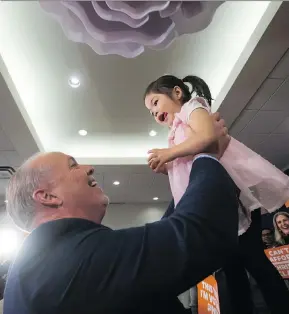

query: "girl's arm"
xmin=148 ymin=101 xmax=228 ymax=173
xmin=170 ymin=108 xmax=219 ymax=159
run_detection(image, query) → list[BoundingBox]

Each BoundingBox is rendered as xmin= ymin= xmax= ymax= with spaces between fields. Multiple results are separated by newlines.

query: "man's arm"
xmin=87 ymin=158 xmax=238 ymax=303
xmin=161 ymin=199 xmax=175 ymax=219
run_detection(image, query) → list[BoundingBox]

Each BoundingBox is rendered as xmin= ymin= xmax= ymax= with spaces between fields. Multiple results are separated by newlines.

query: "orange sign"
xmin=197 ymin=275 xmax=220 ymax=314
xmin=285 ymin=200 xmax=289 ymax=208
xmin=265 ymin=244 xmax=289 ymax=279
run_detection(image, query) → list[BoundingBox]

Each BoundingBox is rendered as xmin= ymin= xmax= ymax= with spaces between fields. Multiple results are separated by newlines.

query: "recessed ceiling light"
xmin=4 ymin=200 xmax=8 ymax=204
xmin=149 ymin=130 xmax=157 ymax=137
xmin=68 ymin=76 xmax=80 ymax=88
xmin=78 ymin=129 xmax=87 ymax=136
xmin=153 ymin=197 xmax=159 ymax=201
xmin=113 ymin=181 xmax=120 ymax=186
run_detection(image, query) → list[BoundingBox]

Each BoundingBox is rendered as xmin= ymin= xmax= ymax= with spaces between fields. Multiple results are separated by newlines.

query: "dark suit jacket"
xmin=4 ymin=157 xmax=239 ymax=314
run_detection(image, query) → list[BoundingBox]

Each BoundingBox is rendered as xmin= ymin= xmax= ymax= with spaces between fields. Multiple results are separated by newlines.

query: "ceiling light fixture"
xmin=68 ymin=76 xmax=80 ymax=88
xmin=78 ymin=129 xmax=88 ymax=136
xmin=149 ymin=130 xmax=157 ymax=137
xmin=4 ymin=200 xmax=8 ymax=204
xmin=153 ymin=197 xmax=159 ymax=201
xmin=113 ymin=181 xmax=120 ymax=186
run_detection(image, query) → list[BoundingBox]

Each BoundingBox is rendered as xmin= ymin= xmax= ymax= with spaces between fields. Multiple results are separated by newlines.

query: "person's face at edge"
xmin=276 ymin=214 xmax=289 ymax=236
xmin=262 ymin=229 xmax=274 ymax=244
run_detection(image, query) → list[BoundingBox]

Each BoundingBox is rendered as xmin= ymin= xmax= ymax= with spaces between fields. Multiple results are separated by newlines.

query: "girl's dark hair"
xmin=144 ymin=75 xmax=212 ymax=106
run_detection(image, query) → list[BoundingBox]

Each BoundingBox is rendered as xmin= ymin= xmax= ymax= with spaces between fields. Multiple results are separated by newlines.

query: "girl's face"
xmin=276 ymin=214 xmax=289 ymax=235
xmin=144 ymin=87 xmax=183 ymax=127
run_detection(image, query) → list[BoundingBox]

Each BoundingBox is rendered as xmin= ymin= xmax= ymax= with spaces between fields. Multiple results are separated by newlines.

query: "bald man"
xmin=4 ymin=128 xmax=238 ymax=314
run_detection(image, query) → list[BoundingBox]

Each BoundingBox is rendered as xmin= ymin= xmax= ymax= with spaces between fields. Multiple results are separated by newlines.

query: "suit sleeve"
xmin=161 ymin=199 xmax=175 ymax=219
xmin=87 ymin=158 xmax=239 ymax=300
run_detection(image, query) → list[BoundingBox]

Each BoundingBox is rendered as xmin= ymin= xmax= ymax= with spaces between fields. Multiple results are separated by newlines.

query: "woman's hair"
xmin=144 ymin=75 xmax=213 ymax=106
xmin=273 ymin=211 xmax=289 ymax=245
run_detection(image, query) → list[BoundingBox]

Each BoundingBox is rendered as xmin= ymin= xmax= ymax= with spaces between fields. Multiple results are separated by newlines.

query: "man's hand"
xmin=212 ymin=112 xmax=228 ymax=138
xmin=212 ymin=112 xmax=230 ymax=158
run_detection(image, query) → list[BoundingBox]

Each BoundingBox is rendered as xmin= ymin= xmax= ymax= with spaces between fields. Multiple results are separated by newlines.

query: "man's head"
xmin=6 ymin=152 xmax=109 ymax=232
xmin=262 ymin=228 xmax=274 ymax=245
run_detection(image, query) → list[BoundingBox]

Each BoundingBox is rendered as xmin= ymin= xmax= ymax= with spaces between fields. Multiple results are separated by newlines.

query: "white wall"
xmin=102 ymin=203 xmax=169 ymax=229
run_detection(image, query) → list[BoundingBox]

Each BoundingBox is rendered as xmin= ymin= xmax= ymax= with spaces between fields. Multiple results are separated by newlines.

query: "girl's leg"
xmin=240 ymin=209 xmax=289 ymax=314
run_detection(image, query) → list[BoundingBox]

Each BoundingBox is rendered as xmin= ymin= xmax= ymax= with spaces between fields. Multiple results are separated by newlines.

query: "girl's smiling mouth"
xmin=157 ymin=112 xmax=168 ymax=123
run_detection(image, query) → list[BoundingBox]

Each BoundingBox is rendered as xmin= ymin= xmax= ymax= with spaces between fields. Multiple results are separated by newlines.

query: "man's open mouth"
xmin=88 ymin=177 xmax=97 ymax=187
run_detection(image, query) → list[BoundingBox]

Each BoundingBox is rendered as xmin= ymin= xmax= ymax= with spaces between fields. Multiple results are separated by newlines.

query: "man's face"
xmin=262 ymin=229 xmax=274 ymax=244
xmin=34 ymin=153 xmax=109 ymax=223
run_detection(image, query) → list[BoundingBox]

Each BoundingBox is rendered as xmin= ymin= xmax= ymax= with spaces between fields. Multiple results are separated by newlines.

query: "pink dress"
xmin=168 ymin=97 xmax=289 ymax=235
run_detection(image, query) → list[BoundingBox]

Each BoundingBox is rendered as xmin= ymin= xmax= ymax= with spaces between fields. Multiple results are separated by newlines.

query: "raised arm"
xmin=148 ymin=102 xmax=228 ymax=172
xmin=170 ymin=98 xmax=220 ymax=159
xmin=86 ymin=157 xmax=238 ymax=304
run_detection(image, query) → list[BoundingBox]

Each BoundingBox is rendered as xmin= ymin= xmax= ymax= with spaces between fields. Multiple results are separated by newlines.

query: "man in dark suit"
xmin=4 ymin=152 xmax=238 ymax=314
xmin=4 ymin=120 xmax=239 ymax=314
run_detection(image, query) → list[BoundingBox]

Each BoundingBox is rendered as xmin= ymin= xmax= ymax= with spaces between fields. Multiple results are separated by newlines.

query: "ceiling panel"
xmin=269 ymin=49 xmax=289 ymax=79
xmin=0 ymin=153 xmax=8 ymax=167
xmin=257 ymin=133 xmax=289 ymax=168
xmin=235 ymin=132 xmax=268 ymax=152
xmin=257 ymin=133 xmax=289 ymax=154
xmin=1 ymin=151 xmax=21 ymax=168
xmin=239 ymin=110 xmax=286 ymax=135
xmin=127 ymin=173 xmax=155 ymax=203
xmin=247 ymin=78 xmax=284 ymax=110
xmin=103 ymin=172 xmax=130 ymax=203
xmin=0 ymin=151 xmax=20 ymax=169
xmin=151 ymin=173 xmax=171 ymax=201
xmin=273 ymin=116 xmax=289 ymax=134
xmin=230 ymin=109 xmax=257 ymax=136
xmin=126 ymin=173 xmax=171 ymax=203
xmin=262 ymin=150 xmax=289 ymax=170
xmin=261 ymin=79 xmax=289 ymax=111
xmin=0 ymin=131 xmax=14 ymax=151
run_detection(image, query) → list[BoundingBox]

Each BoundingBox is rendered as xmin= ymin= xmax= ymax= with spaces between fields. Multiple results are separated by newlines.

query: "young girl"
xmin=144 ymin=75 xmax=289 ymax=314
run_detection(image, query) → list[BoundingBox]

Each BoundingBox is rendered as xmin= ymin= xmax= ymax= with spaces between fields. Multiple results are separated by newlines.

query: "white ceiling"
xmin=0 ymin=1 xmax=280 ymax=165
xmin=0 ymin=0 xmax=288 ymax=210
xmin=93 ymin=164 xmax=171 ymax=204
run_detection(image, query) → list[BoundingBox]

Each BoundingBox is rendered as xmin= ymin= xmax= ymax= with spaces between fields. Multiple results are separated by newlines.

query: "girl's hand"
xmin=148 ymin=148 xmax=175 ymax=173
xmin=148 ymin=163 xmax=168 ymax=175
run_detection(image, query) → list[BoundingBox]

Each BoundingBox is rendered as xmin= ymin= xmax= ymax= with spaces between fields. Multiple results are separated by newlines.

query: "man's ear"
xmin=32 ymin=189 xmax=63 ymax=208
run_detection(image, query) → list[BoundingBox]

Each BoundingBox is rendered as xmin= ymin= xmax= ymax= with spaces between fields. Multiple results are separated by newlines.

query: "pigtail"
xmin=182 ymin=75 xmax=212 ymax=107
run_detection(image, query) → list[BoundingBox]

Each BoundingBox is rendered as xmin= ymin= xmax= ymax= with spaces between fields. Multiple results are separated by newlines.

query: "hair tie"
xmin=183 ymin=81 xmax=191 ymax=93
